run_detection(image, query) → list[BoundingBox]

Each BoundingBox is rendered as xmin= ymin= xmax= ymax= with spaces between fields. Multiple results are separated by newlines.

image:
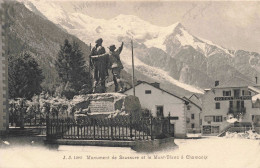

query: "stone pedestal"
xmin=71 ymin=93 xmax=142 ymax=119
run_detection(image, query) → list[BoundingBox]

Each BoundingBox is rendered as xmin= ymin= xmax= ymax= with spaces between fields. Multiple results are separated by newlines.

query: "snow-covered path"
xmin=173 ymin=137 xmax=260 ymax=168
xmin=0 ymin=137 xmax=259 ymax=168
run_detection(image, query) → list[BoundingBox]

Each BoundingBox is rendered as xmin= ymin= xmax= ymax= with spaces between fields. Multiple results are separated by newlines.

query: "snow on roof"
xmin=252 ymin=94 xmax=260 ymax=102
xmin=248 ymin=86 xmax=260 ymax=94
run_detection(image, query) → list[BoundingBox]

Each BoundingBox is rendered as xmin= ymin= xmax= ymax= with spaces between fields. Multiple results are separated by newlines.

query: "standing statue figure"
xmin=108 ymin=42 xmax=124 ymax=92
xmin=90 ymin=38 xmax=109 ymax=93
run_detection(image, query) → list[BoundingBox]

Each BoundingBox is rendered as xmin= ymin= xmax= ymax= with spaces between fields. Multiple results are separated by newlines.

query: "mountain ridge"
xmin=20 ymin=0 xmax=260 ymax=95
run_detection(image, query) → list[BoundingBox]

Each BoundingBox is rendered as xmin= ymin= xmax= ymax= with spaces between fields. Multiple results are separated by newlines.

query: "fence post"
xmin=50 ymin=119 xmax=52 ymax=136
xmin=142 ymin=118 xmax=145 ymax=140
xmin=77 ymin=121 xmax=79 ymax=139
xmin=130 ymin=114 xmax=133 ymax=140
xmin=93 ymin=118 xmax=96 ymax=140
xmin=110 ymin=119 xmax=113 ymax=140
xmin=61 ymin=119 xmax=64 ymax=138
xmin=46 ymin=113 xmax=50 ymax=139
xmin=35 ymin=111 xmax=37 ymax=125
xmin=168 ymin=112 xmax=171 ymax=135
xmin=56 ymin=115 xmax=59 ymax=137
xmin=150 ymin=116 xmax=154 ymax=140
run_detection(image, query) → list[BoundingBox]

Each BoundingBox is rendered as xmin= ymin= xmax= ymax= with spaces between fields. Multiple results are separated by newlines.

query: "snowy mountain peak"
xmin=21 ymin=0 xmax=231 ymax=58
xmin=23 ymin=0 xmax=251 ymax=94
xmin=164 ymin=23 xmax=234 ymax=58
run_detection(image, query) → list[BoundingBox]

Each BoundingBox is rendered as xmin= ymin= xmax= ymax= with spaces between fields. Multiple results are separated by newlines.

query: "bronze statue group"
xmin=90 ymin=38 xmax=124 ymax=93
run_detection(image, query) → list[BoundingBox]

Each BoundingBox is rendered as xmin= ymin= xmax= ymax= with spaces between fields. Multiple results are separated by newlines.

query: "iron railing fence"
xmin=47 ymin=114 xmax=174 ymax=141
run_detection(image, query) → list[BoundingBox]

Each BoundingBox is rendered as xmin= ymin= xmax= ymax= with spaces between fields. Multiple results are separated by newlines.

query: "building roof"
xmin=248 ymin=86 xmax=260 ymax=94
xmin=214 ymin=76 xmax=259 ymax=89
xmin=189 ymin=94 xmax=202 ymax=109
xmin=124 ymin=80 xmax=189 ymax=104
xmin=182 ymin=97 xmax=202 ymax=111
xmin=189 ymin=93 xmax=203 ymax=101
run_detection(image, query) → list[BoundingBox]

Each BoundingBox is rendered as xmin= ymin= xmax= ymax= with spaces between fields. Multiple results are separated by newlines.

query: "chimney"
xmin=215 ymin=81 xmax=219 ymax=87
xmin=256 ymin=76 xmax=258 ymax=84
xmin=151 ymin=82 xmax=160 ymax=88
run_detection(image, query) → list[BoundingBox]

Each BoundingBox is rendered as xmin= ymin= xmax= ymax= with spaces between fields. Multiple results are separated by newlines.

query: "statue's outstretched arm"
xmin=115 ymin=42 xmax=124 ymax=55
xmin=90 ymin=53 xmax=109 ymax=58
xmin=119 ymin=42 xmax=124 ymax=54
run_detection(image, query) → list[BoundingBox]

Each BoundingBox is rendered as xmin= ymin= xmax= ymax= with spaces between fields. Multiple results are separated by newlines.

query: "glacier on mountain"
xmin=23 ymin=0 xmax=260 ymax=94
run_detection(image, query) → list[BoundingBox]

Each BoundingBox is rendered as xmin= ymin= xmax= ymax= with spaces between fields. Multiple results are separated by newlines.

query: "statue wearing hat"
xmin=90 ymin=38 xmax=109 ymax=93
xmin=108 ymin=42 xmax=124 ymax=92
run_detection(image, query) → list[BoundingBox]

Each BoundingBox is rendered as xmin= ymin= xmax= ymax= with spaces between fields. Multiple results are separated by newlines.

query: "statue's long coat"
xmin=90 ymin=46 xmax=109 ymax=78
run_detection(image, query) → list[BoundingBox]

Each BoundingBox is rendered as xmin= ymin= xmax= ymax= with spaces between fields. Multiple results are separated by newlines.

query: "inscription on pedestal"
xmin=89 ymin=99 xmax=114 ymax=113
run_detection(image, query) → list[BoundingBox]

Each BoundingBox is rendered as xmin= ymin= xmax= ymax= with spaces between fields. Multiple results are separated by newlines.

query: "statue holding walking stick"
xmin=89 ymin=38 xmax=109 ymax=93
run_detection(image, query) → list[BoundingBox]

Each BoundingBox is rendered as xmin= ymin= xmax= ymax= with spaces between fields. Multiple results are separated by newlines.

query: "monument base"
xmin=71 ymin=93 xmax=142 ymax=119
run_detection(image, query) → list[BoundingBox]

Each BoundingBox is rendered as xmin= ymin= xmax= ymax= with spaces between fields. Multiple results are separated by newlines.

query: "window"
xmin=205 ymin=116 xmax=222 ymax=122
xmin=211 ymin=126 xmax=220 ymax=134
xmin=229 ymin=101 xmax=233 ymax=108
xmin=237 ymin=101 xmax=240 ymax=108
xmin=187 ymin=105 xmax=191 ymax=110
xmin=223 ymin=91 xmax=231 ymax=96
xmin=156 ymin=106 xmax=164 ymax=117
xmin=241 ymin=101 xmax=244 ymax=108
xmin=214 ymin=116 xmax=222 ymax=122
xmin=191 ymin=123 xmax=195 ymax=128
xmin=234 ymin=89 xmax=240 ymax=97
xmin=191 ymin=114 xmax=195 ymax=119
xmin=145 ymin=90 xmax=151 ymax=94
xmin=142 ymin=109 xmax=151 ymax=118
xmin=216 ymin=102 xmax=220 ymax=109
xmin=203 ymin=126 xmax=211 ymax=134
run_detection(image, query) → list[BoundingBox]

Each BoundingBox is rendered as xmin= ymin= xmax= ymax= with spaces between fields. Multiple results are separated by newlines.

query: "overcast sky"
xmin=57 ymin=1 xmax=260 ymax=53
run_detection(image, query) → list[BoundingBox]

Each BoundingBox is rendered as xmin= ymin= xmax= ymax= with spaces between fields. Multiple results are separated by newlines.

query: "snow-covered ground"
xmin=0 ymin=137 xmax=259 ymax=168
xmin=225 ymin=130 xmax=260 ymax=140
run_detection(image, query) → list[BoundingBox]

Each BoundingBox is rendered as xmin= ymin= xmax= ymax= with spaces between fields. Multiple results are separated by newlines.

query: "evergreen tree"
xmin=55 ymin=39 xmax=91 ymax=98
xmin=8 ymin=52 xmax=44 ymax=99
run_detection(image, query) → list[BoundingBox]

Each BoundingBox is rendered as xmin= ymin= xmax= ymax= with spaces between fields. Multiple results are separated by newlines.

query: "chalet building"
xmin=184 ymin=94 xmax=202 ymax=134
xmin=124 ymin=81 xmax=200 ymax=138
xmin=201 ymin=77 xmax=260 ymax=135
xmin=0 ymin=25 xmax=8 ymax=135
